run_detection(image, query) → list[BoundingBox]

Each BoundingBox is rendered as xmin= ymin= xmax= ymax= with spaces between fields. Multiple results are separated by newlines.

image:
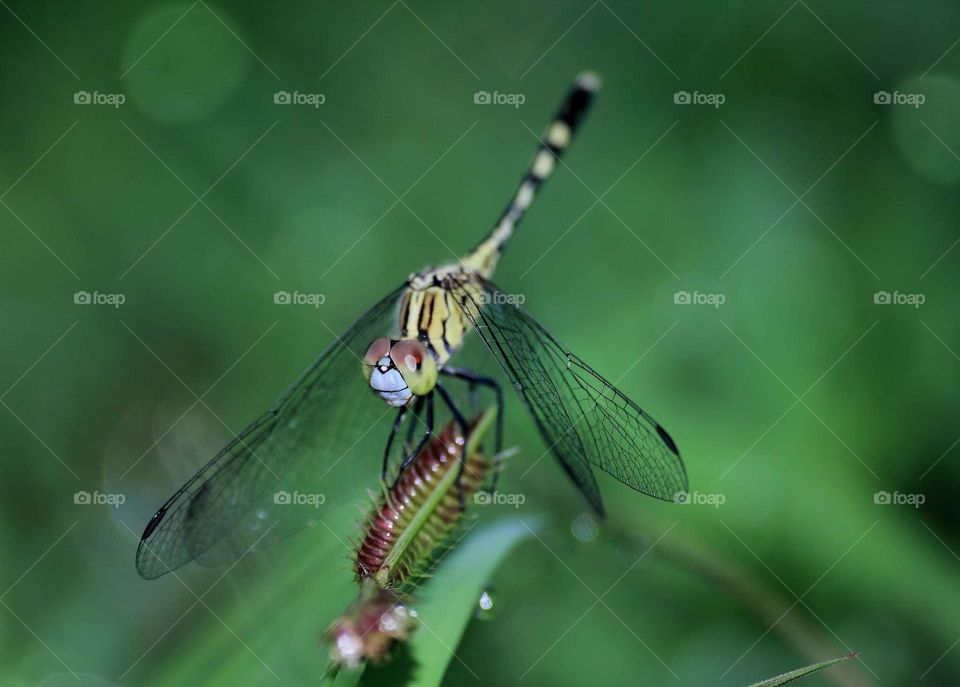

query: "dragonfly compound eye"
xmin=389 ymin=339 xmax=425 ymax=369
xmin=364 ymin=337 xmax=391 ymax=366
xmin=389 ymin=339 xmax=437 ymax=396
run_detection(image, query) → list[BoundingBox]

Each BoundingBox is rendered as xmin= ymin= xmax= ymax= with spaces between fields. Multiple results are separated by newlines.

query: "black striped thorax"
xmin=398 ymin=264 xmax=482 ymax=364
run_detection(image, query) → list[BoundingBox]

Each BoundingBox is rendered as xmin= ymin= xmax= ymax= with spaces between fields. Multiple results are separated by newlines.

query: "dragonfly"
xmin=136 ymin=72 xmax=688 ymax=580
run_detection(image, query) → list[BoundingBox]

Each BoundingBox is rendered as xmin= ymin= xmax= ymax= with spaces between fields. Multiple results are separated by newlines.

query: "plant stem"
xmin=607 ymin=521 xmax=873 ymax=687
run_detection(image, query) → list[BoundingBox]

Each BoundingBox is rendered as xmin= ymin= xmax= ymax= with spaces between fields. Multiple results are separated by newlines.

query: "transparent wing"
xmin=451 ymin=278 xmax=688 ymax=516
xmin=136 ymin=286 xmax=405 ymax=579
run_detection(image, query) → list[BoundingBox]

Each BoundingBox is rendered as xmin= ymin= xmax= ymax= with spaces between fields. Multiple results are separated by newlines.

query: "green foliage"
xmin=2 ymin=1 xmax=958 ymax=685
xmin=368 ymin=519 xmax=538 ymax=686
xmin=746 ymin=654 xmax=858 ymax=687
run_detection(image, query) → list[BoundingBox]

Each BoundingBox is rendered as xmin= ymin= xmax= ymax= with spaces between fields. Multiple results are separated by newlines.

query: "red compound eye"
xmin=364 ymin=338 xmax=391 ymax=365
xmin=390 ymin=339 xmax=427 ymax=372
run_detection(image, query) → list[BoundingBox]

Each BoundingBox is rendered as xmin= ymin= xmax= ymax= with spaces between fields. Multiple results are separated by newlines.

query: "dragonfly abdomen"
xmin=462 ymin=71 xmax=600 ymax=279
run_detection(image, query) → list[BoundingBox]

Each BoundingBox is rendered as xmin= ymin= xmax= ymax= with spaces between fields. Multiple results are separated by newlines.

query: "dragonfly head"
xmin=363 ymin=337 xmax=437 ymax=407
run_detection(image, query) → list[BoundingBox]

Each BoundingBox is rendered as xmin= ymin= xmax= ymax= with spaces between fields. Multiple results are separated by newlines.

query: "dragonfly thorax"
xmin=398 ymin=267 xmax=483 ymax=367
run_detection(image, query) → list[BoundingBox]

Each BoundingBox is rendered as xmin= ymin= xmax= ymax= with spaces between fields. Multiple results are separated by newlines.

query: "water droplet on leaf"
xmin=475 ymin=586 xmax=496 ymax=620
xmin=570 ymin=512 xmax=599 ymax=542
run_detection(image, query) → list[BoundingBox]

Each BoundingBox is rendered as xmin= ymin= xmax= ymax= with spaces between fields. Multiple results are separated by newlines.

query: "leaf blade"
xmin=746 ymin=653 xmax=859 ymax=687
xmin=400 ymin=517 xmax=539 ymax=687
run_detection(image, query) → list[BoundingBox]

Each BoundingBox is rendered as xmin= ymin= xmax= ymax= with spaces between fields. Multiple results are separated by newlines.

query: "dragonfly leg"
xmin=391 ymin=393 xmax=433 ymax=488
xmin=382 ymin=406 xmax=408 ymax=483
xmin=435 ymin=381 xmax=471 ymax=509
xmin=403 ymin=395 xmax=425 ymax=456
xmin=468 ymin=384 xmax=478 ymax=415
xmin=440 ymin=367 xmax=504 ymax=493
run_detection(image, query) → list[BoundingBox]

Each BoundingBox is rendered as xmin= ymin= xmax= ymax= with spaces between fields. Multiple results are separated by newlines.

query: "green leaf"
xmin=321 ymin=664 xmax=363 ymax=687
xmin=361 ymin=517 xmax=538 ymax=687
xmin=746 ymin=653 xmax=859 ymax=686
xmin=329 ymin=664 xmax=364 ymax=687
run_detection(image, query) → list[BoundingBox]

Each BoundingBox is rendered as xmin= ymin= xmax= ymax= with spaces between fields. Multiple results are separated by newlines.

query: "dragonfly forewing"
xmin=136 ymin=286 xmax=406 ymax=579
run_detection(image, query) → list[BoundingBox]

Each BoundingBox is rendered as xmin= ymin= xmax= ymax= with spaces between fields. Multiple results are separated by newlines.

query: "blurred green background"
xmin=3 ymin=1 xmax=960 ymax=685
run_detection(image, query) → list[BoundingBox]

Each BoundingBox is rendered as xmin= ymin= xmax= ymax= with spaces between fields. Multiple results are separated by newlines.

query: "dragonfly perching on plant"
xmin=136 ymin=72 xmax=688 ymax=580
